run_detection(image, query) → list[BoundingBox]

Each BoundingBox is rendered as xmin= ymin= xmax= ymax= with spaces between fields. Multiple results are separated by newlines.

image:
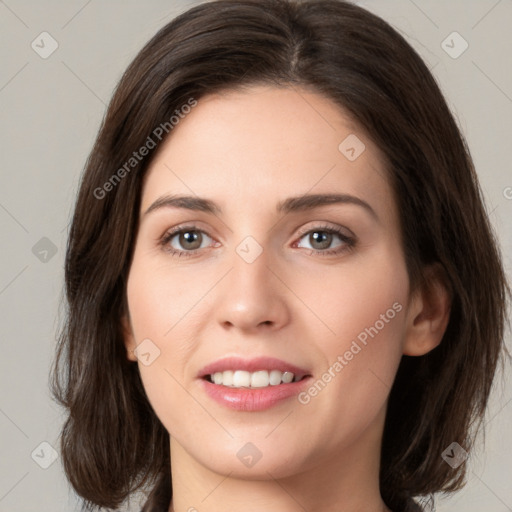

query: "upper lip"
xmin=198 ymin=356 xmax=311 ymax=380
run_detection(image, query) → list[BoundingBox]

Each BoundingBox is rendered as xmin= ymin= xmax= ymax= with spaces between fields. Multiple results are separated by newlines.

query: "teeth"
xmin=209 ymin=370 xmax=298 ymax=388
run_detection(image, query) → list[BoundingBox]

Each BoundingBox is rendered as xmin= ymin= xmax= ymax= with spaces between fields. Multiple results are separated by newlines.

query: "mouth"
xmin=202 ymin=369 xmax=310 ymax=388
xmin=199 ymin=368 xmax=313 ymax=412
xmin=198 ymin=356 xmax=312 ymax=389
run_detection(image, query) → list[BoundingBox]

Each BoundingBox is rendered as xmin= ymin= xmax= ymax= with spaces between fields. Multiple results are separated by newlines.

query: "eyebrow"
xmin=144 ymin=193 xmax=378 ymax=220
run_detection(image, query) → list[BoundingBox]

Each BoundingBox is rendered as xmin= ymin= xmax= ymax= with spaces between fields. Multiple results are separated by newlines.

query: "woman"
xmin=51 ymin=1 xmax=510 ymax=511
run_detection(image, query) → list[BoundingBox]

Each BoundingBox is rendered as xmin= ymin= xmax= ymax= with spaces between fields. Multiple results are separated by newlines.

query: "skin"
xmin=123 ymin=85 xmax=451 ymax=512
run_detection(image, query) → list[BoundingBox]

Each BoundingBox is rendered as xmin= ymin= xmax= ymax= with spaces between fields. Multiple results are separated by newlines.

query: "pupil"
xmin=181 ymin=231 xmax=201 ymax=250
xmin=311 ymin=231 xmax=331 ymax=250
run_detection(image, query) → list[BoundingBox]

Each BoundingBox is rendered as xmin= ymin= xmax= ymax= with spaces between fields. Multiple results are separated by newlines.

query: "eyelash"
xmin=159 ymin=224 xmax=356 ymax=258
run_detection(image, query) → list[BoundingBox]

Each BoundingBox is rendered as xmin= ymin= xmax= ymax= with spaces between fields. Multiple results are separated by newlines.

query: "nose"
xmin=214 ymin=244 xmax=291 ymax=334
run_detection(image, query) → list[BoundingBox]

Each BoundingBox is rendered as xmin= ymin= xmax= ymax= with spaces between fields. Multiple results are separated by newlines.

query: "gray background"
xmin=0 ymin=0 xmax=511 ymax=511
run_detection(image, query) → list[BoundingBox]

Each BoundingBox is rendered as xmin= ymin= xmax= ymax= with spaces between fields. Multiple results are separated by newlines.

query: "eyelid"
xmin=294 ymin=221 xmax=354 ymax=239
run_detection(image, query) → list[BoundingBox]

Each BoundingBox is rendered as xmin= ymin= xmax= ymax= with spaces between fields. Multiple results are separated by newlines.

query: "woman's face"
xmin=124 ymin=85 xmax=415 ymax=479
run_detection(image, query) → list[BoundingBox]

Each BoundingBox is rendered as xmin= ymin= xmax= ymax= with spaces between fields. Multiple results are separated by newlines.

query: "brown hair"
xmin=50 ymin=0 xmax=510 ymax=510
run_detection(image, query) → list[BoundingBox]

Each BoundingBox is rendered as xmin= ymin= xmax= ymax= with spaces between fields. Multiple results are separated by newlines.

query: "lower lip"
xmin=200 ymin=377 xmax=312 ymax=412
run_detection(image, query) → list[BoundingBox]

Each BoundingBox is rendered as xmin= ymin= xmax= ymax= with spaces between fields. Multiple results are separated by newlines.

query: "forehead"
xmin=141 ymin=85 xmax=395 ymax=224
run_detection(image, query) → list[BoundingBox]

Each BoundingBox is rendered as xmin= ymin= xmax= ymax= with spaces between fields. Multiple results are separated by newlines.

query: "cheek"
xmin=127 ymin=259 xmax=197 ymax=338
xmin=295 ymin=247 xmax=409 ymax=436
xmin=294 ymin=240 xmax=409 ymax=352
xmin=125 ymin=262 xmax=189 ymax=423
xmin=126 ymin=254 xmax=226 ymax=437
xmin=126 ymin=252 xmax=220 ymax=364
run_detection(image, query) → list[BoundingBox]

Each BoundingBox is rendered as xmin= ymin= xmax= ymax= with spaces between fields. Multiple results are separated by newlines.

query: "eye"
xmin=160 ymin=226 xmax=216 ymax=257
xmin=295 ymin=225 xmax=356 ymax=256
xmin=159 ymin=223 xmax=356 ymax=258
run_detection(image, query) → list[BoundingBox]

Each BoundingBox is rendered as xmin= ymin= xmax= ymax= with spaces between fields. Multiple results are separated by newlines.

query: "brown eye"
xmin=309 ymin=231 xmax=333 ymax=250
xmin=161 ymin=227 xmax=214 ymax=255
xmin=177 ymin=230 xmax=203 ymax=250
xmin=295 ymin=225 xmax=356 ymax=257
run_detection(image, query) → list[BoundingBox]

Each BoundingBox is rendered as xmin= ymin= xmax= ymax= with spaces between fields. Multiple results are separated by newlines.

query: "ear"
xmin=403 ymin=263 xmax=452 ymax=356
xmin=121 ymin=315 xmax=138 ymax=362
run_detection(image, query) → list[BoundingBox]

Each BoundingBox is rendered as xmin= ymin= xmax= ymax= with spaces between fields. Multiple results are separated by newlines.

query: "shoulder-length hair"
xmin=51 ymin=0 xmax=510 ymax=510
